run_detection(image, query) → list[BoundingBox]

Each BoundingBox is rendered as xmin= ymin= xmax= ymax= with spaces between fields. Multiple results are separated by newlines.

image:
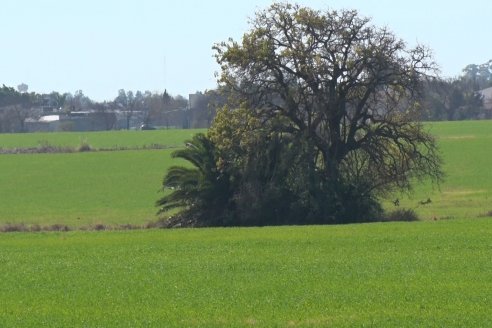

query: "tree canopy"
xmin=158 ymin=3 xmax=443 ymax=226
xmin=215 ymin=3 xmax=441 ymax=187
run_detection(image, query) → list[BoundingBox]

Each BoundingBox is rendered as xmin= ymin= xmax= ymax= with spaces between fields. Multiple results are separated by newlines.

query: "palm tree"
xmin=156 ymin=133 xmax=231 ymax=226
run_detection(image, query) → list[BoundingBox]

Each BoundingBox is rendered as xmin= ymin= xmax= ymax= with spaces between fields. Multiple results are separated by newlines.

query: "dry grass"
xmin=0 ymin=142 xmax=175 ymax=155
xmin=477 ymin=210 xmax=492 ymax=218
xmin=0 ymin=220 xmax=172 ymax=233
xmin=382 ymin=208 xmax=420 ymax=222
xmin=0 ymin=223 xmax=71 ymax=233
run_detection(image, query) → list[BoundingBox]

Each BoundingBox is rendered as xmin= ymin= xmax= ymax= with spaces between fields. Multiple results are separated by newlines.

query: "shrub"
xmin=0 ymin=223 xmax=29 ymax=232
xmin=78 ymin=139 xmax=92 ymax=152
xmin=117 ymin=224 xmax=141 ymax=230
xmin=45 ymin=224 xmax=71 ymax=232
xmin=383 ymin=208 xmax=420 ymax=222
xmin=30 ymin=224 xmax=42 ymax=232
xmin=477 ymin=210 xmax=492 ymax=218
xmin=80 ymin=223 xmax=108 ymax=231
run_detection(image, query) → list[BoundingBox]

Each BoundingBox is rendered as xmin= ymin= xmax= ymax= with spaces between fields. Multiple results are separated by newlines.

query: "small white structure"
xmin=39 ymin=115 xmax=60 ymax=123
xmin=479 ymin=87 xmax=492 ymax=110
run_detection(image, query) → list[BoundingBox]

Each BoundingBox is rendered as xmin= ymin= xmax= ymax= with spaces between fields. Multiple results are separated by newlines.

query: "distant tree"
xmin=175 ymin=95 xmax=190 ymax=129
xmin=114 ymin=89 xmax=128 ymax=107
xmin=462 ymin=60 xmax=492 ymax=90
xmin=17 ymin=83 xmax=28 ymax=93
xmin=0 ymin=85 xmax=32 ymax=132
xmin=66 ymin=90 xmax=92 ymax=111
xmin=162 ymin=89 xmax=171 ymax=105
xmin=93 ymin=102 xmax=117 ymax=130
xmin=125 ymin=90 xmax=135 ymax=129
xmin=146 ymin=92 xmax=165 ymax=127
xmin=114 ymin=89 xmax=136 ymax=129
xmin=49 ymin=92 xmax=68 ymax=111
xmin=421 ymin=72 xmax=485 ymax=121
xmin=134 ymin=91 xmax=145 ymax=111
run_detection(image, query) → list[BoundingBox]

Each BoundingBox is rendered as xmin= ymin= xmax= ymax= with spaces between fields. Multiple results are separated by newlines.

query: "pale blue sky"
xmin=1 ymin=0 xmax=490 ymax=101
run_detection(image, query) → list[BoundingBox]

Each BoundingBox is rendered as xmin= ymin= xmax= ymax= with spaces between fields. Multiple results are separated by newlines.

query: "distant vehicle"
xmin=140 ymin=124 xmax=156 ymax=130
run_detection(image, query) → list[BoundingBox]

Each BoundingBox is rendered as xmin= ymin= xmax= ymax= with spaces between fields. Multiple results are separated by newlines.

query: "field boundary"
xmin=0 ymin=220 xmax=172 ymax=233
xmin=0 ymin=143 xmax=180 ymax=155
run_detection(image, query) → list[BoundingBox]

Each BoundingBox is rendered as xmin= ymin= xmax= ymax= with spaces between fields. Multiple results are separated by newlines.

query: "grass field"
xmin=0 ymin=130 xmax=202 ymax=227
xmin=0 ymin=219 xmax=491 ymax=327
xmin=0 ymin=150 xmax=179 ymax=226
xmin=390 ymin=120 xmax=492 ymax=220
xmin=1 ymin=122 xmax=492 ymax=327
xmin=0 ymin=122 xmax=492 ymax=226
xmin=0 ymin=129 xmax=205 ymax=150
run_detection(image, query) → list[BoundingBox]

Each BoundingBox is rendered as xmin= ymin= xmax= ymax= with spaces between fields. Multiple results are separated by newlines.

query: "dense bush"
xmin=157 ymin=131 xmax=386 ymax=227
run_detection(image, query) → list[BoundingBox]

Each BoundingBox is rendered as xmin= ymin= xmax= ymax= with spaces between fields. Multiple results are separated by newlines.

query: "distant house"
xmin=479 ymin=87 xmax=492 ymax=110
xmin=40 ymin=115 xmax=60 ymax=122
xmin=114 ymin=110 xmax=146 ymax=130
xmin=25 ymin=111 xmax=116 ymax=132
xmin=25 ymin=115 xmax=61 ymax=132
xmin=478 ymin=87 xmax=492 ymax=118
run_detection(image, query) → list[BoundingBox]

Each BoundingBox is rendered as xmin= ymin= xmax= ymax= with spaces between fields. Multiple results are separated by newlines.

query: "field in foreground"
xmin=0 ymin=219 xmax=491 ymax=327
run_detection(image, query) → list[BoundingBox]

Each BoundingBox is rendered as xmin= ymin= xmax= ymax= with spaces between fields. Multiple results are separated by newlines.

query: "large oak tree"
xmin=214 ymin=3 xmax=442 ymax=203
xmin=158 ymin=3 xmax=443 ymax=226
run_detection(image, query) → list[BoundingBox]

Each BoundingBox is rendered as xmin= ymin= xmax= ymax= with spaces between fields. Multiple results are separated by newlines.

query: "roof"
xmin=479 ymin=87 xmax=492 ymax=109
xmin=39 ymin=115 xmax=60 ymax=122
xmin=479 ymin=86 xmax=492 ymax=97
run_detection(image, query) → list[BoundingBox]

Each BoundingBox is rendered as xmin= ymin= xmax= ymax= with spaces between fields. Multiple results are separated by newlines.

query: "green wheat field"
xmin=0 ymin=122 xmax=492 ymax=326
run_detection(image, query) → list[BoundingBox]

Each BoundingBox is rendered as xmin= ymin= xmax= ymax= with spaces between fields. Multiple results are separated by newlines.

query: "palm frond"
xmin=157 ymin=133 xmax=231 ymax=221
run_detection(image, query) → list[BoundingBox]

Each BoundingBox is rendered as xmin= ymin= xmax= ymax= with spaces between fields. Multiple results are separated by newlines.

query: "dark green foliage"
xmin=231 ymin=134 xmax=384 ymax=225
xmin=156 ymin=133 xmax=232 ymax=226
xmin=158 ymin=131 xmax=385 ymax=227
xmin=158 ymin=3 xmax=442 ymax=227
xmin=231 ymin=133 xmax=299 ymax=226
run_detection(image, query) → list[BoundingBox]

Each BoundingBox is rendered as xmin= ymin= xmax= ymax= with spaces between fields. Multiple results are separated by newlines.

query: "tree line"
xmin=420 ymin=60 xmax=492 ymax=121
xmin=2 ymin=58 xmax=491 ymax=133
xmin=0 ymin=86 xmax=224 ymax=132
